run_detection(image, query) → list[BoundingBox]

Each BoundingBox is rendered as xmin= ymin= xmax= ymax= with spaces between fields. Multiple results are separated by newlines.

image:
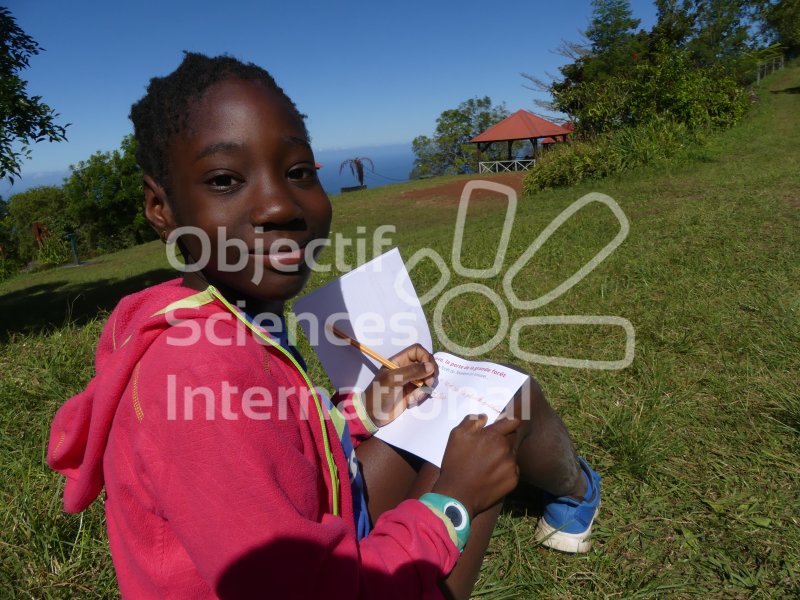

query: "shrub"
xmin=0 ymin=254 xmax=20 ymax=282
xmin=36 ymin=235 xmax=71 ymax=267
xmin=554 ymin=47 xmax=749 ymax=136
xmin=6 ymin=186 xmax=70 ymax=264
xmin=524 ymin=118 xmax=702 ymax=193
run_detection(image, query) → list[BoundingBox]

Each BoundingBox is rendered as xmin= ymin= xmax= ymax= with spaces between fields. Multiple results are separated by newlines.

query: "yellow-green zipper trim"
xmin=206 ymin=286 xmax=341 ymax=516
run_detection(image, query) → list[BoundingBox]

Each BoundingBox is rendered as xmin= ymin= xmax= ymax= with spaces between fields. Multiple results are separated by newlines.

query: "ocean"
xmin=313 ymin=143 xmax=415 ymax=196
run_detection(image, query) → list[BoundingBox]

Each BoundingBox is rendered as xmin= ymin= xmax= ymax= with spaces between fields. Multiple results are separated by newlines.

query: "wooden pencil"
xmin=328 ymin=324 xmax=424 ymax=388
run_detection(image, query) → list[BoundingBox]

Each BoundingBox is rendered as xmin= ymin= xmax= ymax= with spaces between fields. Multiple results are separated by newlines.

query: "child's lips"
xmin=267 ymin=248 xmax=306 ymax=268
xmin=250 ymin=246 xmax=308 ymax=270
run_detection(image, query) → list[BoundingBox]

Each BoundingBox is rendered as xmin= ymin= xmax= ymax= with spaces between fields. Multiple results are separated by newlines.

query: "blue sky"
xmin=3 ymin=0 xmax=657 ymax=194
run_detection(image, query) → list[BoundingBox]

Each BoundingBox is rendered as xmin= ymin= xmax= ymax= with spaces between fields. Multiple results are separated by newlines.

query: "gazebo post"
xmin=475 ymin=143 xmax=482 ymax=172
xmin=506 ymin=140 xmax=513 ymax=160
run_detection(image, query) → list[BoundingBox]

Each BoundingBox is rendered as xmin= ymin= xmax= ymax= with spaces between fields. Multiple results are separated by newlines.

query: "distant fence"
xmin=756 ymin=56 xmax=785 ymax=83
xmin=478 ymin=159 xmax=535 ymax=174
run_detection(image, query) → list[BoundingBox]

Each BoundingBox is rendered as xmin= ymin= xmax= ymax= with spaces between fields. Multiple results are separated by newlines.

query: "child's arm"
xmin=136 ymin=329 xmax=460 ymax=599
xmin=331 ymin=343 xmax=438 ymax=449
xmin=330 ymin=390 xmax=379 ymax=447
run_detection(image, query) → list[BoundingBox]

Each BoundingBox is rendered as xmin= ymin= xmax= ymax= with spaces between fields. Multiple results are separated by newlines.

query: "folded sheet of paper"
xmin=294 ymin=248 xmax=527 ymax=466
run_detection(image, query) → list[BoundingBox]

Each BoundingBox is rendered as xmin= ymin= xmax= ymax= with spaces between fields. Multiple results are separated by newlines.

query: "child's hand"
xmin=432 ymin=415 xmax=521 ymax=518
xmin=362 ymin=344 xmax=438 ymax=427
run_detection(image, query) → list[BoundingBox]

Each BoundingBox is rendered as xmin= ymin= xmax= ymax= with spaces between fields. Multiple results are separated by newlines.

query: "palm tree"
xmin=339 ymin=157 xmax=374 ymax=188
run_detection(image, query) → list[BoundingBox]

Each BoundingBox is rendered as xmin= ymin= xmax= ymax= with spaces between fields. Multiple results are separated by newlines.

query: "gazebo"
xmin=470 ymin=110 xmax=572 ymax=173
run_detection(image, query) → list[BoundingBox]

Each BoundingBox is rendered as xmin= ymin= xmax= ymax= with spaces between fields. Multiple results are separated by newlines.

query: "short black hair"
xmin=129 ymin=51 xmax=308 ymax=187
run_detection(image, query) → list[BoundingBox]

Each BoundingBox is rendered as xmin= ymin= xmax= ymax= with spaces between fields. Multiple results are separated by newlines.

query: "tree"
xmin=688 ymin=0 xmax=751 ymax=73
xmin=547 ymin=0 xmax=647 ymax=127
xmin=758 ymin=0 xmax=800 ymax=57
xmin=536 ymin=0 xmax=752 ymax=135
xmin=339 ymin=157 xmax=373 ymax=187
xmin=583 ymin=0 xmax=643 ymax=79
xmin=551 ymin=43 xmax=747 ymax=134
xmin=0 ymin=7 xmax=69 ymax=183
xmin=410 ymin=97 xmax=509 ymax=178
xmin=0 ymin=195 xmax=14 ymax=257
xmin=0 ymin=195 xmax=19 ymax=280
xmin=553 ymin=0 xmax=644 ymax=88
xmin=651 ymin=0 xmax=696 ymax=48
xmin=62 ymin=135 xmax=152 ymax=254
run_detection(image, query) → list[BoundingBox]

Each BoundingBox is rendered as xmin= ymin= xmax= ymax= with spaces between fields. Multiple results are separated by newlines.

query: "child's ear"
xmin=143 ymin=175 xmax=175 ymax=236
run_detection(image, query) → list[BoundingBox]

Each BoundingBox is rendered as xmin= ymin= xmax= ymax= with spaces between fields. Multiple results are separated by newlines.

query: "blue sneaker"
xmin=534 ymin=457 xmax=601 ymax=553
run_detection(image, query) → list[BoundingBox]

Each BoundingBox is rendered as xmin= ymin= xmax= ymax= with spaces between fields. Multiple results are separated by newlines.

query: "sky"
xmin=3 ymin=0 xmax=658 ymax=195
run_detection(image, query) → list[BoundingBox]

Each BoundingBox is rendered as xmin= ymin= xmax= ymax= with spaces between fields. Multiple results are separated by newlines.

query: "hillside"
xmin=1 ymin=64 xmax=798 ymax=598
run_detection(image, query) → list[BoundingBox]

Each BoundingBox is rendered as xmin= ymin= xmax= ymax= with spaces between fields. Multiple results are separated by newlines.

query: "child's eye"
xmin=205 ymin=173 xmax=241 ymax=190
xmin=287 ymin=165 xmax=318 ymax=183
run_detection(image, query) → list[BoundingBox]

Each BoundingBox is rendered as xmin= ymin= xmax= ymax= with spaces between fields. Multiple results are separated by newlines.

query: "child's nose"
xmin=249 ymin=182 xmax=303 ymax=227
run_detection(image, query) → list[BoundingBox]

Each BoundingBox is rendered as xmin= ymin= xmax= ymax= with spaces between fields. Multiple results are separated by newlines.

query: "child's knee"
xmin=498 ymin=364 xmax=548 ymax=423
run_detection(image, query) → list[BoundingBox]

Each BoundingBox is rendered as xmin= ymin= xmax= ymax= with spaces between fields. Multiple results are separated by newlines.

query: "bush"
xmin=524 ymin=118 xmax=703 ymax=193
xmin=6 ymin=186 xmax=70 ymax=264
xmin=36 ymin=235 xmax=71 ymax=267
xmin=528 ymin=45 xmax=752 ymax=195
xmin=554 ymin=47 xmax=750 ymax=136
xmin=0 ymin=254 xmax=20 ymax=282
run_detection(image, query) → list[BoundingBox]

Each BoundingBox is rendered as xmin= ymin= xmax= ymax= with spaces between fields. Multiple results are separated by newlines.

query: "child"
xmin=48 ymin=53 xmax=600 ymax=600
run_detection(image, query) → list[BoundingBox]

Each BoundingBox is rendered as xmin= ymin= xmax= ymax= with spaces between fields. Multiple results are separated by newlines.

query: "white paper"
xmin=375 ymin=352 xmax=528 ymax=466
xmin=294 ymin=249 xmax=527 ymax=467
xmin=294 ymin=248 xmax=432 ymax=391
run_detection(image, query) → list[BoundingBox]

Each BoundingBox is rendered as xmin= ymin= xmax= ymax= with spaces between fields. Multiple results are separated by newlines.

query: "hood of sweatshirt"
xmin=48 ymin=278 xmax=211 ymax=512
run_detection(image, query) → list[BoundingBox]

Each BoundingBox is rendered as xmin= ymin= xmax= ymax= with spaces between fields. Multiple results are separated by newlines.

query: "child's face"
xmin=161 ymin=77 xmax=332 ymax=308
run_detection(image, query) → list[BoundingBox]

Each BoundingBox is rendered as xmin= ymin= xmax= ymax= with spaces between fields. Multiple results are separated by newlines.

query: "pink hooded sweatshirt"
xmin=48 ymin=279 xmax=458 ymax=599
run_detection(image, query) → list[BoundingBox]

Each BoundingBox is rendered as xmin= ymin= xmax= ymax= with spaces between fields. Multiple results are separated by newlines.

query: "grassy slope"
xmin=1 ymin=66 xmax=798 ymax=598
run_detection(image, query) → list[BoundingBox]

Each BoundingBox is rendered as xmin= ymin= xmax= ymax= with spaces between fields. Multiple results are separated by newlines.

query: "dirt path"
xmin=399 ymin=172 xmax=526 ymax=204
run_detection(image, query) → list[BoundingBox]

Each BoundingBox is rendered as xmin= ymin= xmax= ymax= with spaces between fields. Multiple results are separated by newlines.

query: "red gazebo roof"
xmin=471 ymin=110 xmax=572 ymax=143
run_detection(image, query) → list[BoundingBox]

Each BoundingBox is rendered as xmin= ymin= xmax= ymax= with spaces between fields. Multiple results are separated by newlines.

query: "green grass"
xmin=1 ymin=64 xmax=798 ymax=598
